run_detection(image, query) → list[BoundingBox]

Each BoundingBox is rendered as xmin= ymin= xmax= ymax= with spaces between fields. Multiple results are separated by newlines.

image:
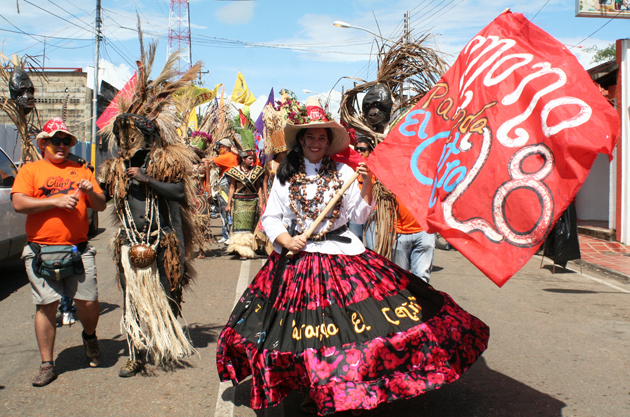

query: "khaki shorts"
xmin=22 ymin=244 xmax=99 ymax=305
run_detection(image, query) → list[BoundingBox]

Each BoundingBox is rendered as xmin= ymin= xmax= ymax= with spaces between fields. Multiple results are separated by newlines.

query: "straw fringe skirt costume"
xmin=96 ymin=37 xmax=204 ymax=366
xmin=226 ymin=165 xmax=264 ymax=258
xmin=216 ymin=159 xmax=489 ymax=415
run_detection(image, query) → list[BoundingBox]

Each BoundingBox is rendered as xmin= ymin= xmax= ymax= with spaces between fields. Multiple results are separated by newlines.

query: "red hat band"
xmin=306 ymin=105 xmax=328 ymax=122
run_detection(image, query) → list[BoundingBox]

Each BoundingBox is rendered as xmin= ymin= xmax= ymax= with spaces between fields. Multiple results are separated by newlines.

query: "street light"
xmin=332 ymin=21 xmax=393 ymax=43
xmin=302 ymin=89 xmax=341 ymax=102
xmin=302 ymin=89 xmax=339 ymax=106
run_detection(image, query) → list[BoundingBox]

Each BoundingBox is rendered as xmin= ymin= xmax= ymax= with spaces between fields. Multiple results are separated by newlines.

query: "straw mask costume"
xmin=362 ymin=83 xmax=393 ymax=134
xmin=0 ymin=60 xmax=42 ymax=163
xmin=98 ymin=36 xmax=203 ymax=367
xmin=9 ymin=66 xmax=35 ymax=115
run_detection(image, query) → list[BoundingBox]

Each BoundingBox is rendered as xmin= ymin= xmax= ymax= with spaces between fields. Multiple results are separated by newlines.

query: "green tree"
xmin=584 ymin=43 xmax=616 ymax=64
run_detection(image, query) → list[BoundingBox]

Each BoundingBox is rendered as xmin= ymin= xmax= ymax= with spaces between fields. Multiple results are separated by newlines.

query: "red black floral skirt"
xmin=216 ymin=249 xmax=489 ymax=415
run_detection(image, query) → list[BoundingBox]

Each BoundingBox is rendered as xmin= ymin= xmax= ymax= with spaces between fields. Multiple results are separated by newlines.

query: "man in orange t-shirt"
xmin=12 ymin=117 xmax=106 ymax=387
xmin=208 ymin=137 xmax=239 ymax=176
xmin=392 ymin=198 xmax=435 ymax=283
xmin=204 ymin=138 xmax=239 ymax=242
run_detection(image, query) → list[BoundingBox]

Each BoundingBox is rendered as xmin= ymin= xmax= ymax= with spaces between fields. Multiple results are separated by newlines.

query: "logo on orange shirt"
xmin=39 ymin=176 xmax=76 ymax=197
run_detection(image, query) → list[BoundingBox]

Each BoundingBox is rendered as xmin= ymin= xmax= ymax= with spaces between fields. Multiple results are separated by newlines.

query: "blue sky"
xmin=0 ymin=0 xmax=628 ymax=118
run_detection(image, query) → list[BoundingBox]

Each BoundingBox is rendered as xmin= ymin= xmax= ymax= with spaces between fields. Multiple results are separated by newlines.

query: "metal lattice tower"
xmin=167 ymin=0 xmax=192 ymax=76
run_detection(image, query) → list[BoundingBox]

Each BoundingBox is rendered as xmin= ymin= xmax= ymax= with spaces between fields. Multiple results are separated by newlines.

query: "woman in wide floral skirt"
xmin=216 ymin=99 xmax=490 ymax=415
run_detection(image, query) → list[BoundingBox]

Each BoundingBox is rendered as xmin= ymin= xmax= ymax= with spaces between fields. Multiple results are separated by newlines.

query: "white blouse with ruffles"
xmin=262 ymin=160 xmax=374 ymax=255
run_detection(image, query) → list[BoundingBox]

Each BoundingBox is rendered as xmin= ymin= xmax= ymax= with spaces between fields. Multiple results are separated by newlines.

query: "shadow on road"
xmin=55 ymin=334 xmax=127 ymax=373
xmin=99 ymin=301 xmax=120 ymax=316
xmin=543 ymin=288 xmax=598 ymax=294
xmin=186 ymin=322 xmax=222 ymax=348
xmin=0 ymin=258 xmax=28 ymax=303
xmin=222 ymin=357 xmax=566 ymax=416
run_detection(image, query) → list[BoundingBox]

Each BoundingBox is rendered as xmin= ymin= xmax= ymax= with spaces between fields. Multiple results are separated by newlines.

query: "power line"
xmin=101 ymin=25 xmax=138 ymax=67
xmin=412 ymin=0 xmax=466 ymax=31
xmin=532 ymin=0 xmax=551 ymax=21
xmin=572 ymin=11 xmax=623 ymax=49
xmin=0 ymin=13 xmax=45 ymax=45
xmin=409 ymin=0 xmax=433 ymax=16
xmin=155 ymin=0 xmax=170 ymax=19
xmin=59 ymin=0 xmax=93 ymax=17
xmin=21 ymin=0 xmax=94 ymax=34
xmin=409 ymin=0 xmax=438 ymax=21
xmin=103 ymin=37 xmax=137 ymax=68
xmin=130 ymin=0 xmax=164 ymax=40
xmin=411 ymin=0 xmax=457 ymax=27
xmin=0 ymin=26 xmax=92 ymax=41
xmin=45 ymin=0 xmax=94 ymax=28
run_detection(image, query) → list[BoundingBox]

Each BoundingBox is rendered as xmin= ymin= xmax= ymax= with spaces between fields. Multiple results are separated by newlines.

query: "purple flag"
xmin=254 ymin=88 xmax=274 ymax=134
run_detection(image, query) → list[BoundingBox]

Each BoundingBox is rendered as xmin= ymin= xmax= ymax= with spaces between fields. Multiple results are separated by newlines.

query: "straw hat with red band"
xmin=36 ymin=117 xmax=78 ymax=147
xmin=284 ymin=97 xmax=349 ymax=156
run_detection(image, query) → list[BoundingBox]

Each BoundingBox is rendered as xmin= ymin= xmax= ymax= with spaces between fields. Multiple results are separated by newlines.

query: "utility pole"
xmin=405 ymin=10 xmax=410 ymax=44
xmin=91 ymin=0 xmax=102 ymax=166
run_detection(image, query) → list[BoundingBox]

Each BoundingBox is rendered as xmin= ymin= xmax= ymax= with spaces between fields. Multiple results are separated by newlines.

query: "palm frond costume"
xmin=98 ymin=28 xmax=203 ymax=366
xmin=340 ymin=34 xmax=447 ymax=258
xmin=0 ymin=56 xmax=43 ymax=164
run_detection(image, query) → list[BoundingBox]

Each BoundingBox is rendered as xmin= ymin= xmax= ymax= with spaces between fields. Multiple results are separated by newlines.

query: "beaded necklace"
xmin=288 ymin=156 xmax=343 ymax=239
xmin=117 ymin=187 xmax=161 ymax=268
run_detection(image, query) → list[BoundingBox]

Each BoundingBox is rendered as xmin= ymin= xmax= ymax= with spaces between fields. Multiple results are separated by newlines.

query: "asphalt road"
xmin=1 ymin=207 xmax=628 ymax=417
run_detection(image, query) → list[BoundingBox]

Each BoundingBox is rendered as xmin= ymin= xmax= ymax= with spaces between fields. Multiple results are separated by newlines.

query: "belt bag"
xmin=29 ymin=242 xmax=87 ymax=281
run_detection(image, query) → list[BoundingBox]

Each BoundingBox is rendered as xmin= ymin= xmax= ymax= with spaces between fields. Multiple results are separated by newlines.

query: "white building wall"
xmin=576 ymin=153 xmax=611 ymax=222
xmin=620 ymin=40 xmax=630 ymax=244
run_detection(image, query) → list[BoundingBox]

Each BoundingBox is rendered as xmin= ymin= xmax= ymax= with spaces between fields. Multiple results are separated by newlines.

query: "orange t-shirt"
xmin=211 ymin=152 xmax=239 ymax=176
xmin=396 ymin=199 xmax=424 ymax=235
xmin=11 ymin=159 xmax=102 ymax=245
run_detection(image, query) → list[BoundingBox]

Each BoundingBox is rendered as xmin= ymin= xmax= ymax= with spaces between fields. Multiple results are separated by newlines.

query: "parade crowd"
xmin=6 ymin=36 xmax=488 ymax=416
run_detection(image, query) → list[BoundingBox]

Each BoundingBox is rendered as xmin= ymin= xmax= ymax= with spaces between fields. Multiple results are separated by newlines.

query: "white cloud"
xmin=84 ymin=60 xmax=134 ymax=92
xmin=216 ymin=2 xmax=256 ymax=25
xmin=247 ymin=95 xmax=271 ymax=123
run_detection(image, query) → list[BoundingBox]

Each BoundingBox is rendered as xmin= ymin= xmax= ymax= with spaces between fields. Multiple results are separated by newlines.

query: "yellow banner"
xmin=231 ymin=71 xmax=256 ymax=105
xmin=188 ymin=107 xmax=198 ymax=131
xmin=192 ymin=84 xmax=222 ymax=107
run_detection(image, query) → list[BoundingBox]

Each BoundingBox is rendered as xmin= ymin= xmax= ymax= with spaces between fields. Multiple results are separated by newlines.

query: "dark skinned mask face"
xmin=9 ymin=67 xmax=35 ymax=115
xmin=362 ymin=84 xmax=393 ymax=129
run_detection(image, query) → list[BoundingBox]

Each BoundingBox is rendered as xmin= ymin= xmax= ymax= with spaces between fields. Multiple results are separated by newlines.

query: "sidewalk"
xmin=567 ymin=234 xmax=630 ymax=282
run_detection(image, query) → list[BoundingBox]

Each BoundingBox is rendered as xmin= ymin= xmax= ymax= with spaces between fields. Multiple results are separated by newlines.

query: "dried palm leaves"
xmin=0 ymin=55 xmax=44 ymax=163
xmin=100 ymin=19 xmax=203 ymax=149
xmin=340 ymin=34 xmax=447 ymax=144
xmin=340 ymin=34 xmax=446 ymax=258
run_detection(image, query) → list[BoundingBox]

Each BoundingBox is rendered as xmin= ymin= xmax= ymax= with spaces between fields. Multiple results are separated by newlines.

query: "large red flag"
xmin=368 ymin=11 xmax=619 ymax=287
xmin=96 ymin=73 xmax=137 ymax=130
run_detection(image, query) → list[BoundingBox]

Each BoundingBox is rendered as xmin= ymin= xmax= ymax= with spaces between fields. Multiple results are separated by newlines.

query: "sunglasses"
xmin=50 ymin=137 xmax=72 ymax=147
xmin=355 ymin=146 xmax=370 ymax=153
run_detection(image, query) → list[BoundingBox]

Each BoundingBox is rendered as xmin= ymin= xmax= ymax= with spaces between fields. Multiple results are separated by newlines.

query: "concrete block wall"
xmin=0 ymin=70 xmax=92 ymax=145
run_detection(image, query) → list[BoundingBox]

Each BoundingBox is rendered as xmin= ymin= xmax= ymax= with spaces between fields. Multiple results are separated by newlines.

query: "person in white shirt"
xmin=215 ymin=98 xmax=490 ymax=416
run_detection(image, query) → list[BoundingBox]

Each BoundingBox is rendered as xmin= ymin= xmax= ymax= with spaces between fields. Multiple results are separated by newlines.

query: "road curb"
xmin=571 ymin=259 xmax=630 ymax=284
